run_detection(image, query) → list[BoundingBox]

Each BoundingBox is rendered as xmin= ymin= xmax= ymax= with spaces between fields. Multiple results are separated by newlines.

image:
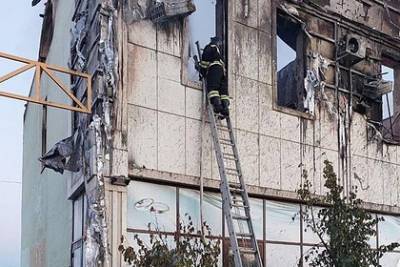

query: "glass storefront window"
xmin=126 ymin=181 xmax=400 ymax=265
xmin=379 ymin=215 xmax=400 ymax=249
xmin=265 ymin=243 xmax=301 ymax=267
xmin=179 ymin=189 xmax=201 ymax=229
xmin=250 ymin=198 xmax=264 ymax=240
xmin=203 ymin=192 xmax=223 ymax=235
xmin=266 ymin=200 xmax=300 ymax=242
xmin=179 ymin=189 xmax=223 ymax=236
xmin=379 ymin=252 xmax=400 ymax=267
xmin=127 ymin=181 xmax=176 ymax=232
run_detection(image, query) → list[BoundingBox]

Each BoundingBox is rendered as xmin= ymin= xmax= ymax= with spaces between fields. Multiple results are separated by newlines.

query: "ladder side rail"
xmin=225 ymin=116 xmax=264 ymax=267
xmin=208 ymin=106 xmax=243 ymax=267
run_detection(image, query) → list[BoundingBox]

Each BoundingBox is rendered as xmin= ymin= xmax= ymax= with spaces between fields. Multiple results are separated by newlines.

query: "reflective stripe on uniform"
xmin=220 ymin=95 xmax=230 ymax=101
xmin=199 ymin=61 xmax=210 ymax=68
xmin=209 ymin=60 xmax=225 ymax=68
xmin=210 ymin=44 xmax=221 ymax=55
xmin=208 ymin=90 xmax=220 ymax=99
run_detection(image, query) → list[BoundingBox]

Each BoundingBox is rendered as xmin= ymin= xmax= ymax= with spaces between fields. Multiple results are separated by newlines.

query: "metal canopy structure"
xmin=0 ymin=51 xmax=92 ymax=113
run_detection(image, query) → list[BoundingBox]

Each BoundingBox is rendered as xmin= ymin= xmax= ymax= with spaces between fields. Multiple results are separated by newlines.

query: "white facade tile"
xmin=158 ymin=52 xmax=181 ymax=82
xmin=259 ymin=84 xmax=280 ymax=138
xmin=236 ymin=130 xmax=260 ymax=186
xmin=128 ymin=105 xmax=157 ymax=170
xmin=158 ymin=78 xmax=185 ymax=116
xmin=128 ymin=20 xmax=157 ymax=49
xmin=260 ymin=135 xmax=281 ymax=189
xmin=185 ymin=88 xmax=203 ymax=120
xmin=235 ymin=75 xmax=259 ymax=133
xmin=185 ymin=118 xmax=212 ymax=178
xmin=157 ymin=23 xmax=181 ymax=57
xmin=280 ymin=140 xmax=301 ymax=192
xmin=158 ymin=112 xmax=186 ymax=174
xmin=127 ymin=45 xmax=157 ymax=109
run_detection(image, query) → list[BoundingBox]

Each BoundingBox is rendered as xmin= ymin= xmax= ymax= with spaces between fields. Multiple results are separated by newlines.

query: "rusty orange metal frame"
xmin=0 ymin=51 xmax=92 ymax=113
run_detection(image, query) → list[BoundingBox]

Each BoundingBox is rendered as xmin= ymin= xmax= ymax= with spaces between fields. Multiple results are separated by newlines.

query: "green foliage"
xmin=299 ymin=160 xmax=399 ymax=267
xmin=119 ymin=214 xmax=221 ymax=267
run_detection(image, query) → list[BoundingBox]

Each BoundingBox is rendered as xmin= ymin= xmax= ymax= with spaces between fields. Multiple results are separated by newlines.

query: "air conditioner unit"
xmin=338 ymin=34 xmax=366 ymax=67
xmin=149 ymin=0 xmax=196 ymax=24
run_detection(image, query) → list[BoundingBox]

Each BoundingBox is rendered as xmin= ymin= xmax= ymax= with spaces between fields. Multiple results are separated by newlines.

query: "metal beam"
xmin=0 ymin=51 xmax=92 ymax=113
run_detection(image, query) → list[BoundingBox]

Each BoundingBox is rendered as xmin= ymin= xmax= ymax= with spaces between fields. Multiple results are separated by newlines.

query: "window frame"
xmin=181 ymin=0 xmax=227 ymax=90
xmin=271 ymin=1 xmax=314 ymax=120
xmin=71 ymin=192 xmax=86 ymax=267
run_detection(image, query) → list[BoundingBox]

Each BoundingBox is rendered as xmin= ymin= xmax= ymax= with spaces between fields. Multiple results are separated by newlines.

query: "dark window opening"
xmin=276 ymin=11 xmax=305 ymax=112
xmin=186 ymin=0 xmax=226 ymax=83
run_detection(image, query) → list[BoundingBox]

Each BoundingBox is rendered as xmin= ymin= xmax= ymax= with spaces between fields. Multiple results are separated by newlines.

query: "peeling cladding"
xmin=68 ymin=0 xmax=120 ymax=265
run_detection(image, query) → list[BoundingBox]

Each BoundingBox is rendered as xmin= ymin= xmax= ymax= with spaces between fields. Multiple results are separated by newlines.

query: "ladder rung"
xmin=217 ymin=126 xmax=230 ymax=132
xmin=220 ymin=138 xmax=231 ymax=142
xmin=232 ymin=214 xmax=249 ymax=221
xmin=231 ymin=203 xmax=248 ymax=208
xmin=226 ymin=171 xmax=239 ymax=176
xmin=220 ymin=141 xmax=234 ymax=146
xmin=226 ymin=167 xmax=238 ymax=172
xmin=236 ymin=232 xmax=253 ymax=238
xmin=238 ymin=248 xmax=257 ymax=254
xmin=231 ymin=197 xmax=244 ymax=202
xmin=228 ymin=182 xmax=241 ymax=188
xmin=223 ymin=156 xmax=237 ymax=161
xmin=230 ymin=188 xmax=244 ymax=194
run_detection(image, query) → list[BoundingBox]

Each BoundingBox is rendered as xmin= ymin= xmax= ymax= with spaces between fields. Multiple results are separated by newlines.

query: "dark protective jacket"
xmin=200 ymin=44 xmax=228 ymax=97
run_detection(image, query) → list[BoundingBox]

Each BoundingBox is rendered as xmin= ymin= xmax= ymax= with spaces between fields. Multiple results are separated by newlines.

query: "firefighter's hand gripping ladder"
xmin=195 ymin=42 xmax=263 ymax=267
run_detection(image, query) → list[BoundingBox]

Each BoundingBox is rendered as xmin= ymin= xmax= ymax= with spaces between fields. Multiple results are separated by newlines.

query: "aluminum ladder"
xmin=207 ymin=105 xmax=263 ymax=267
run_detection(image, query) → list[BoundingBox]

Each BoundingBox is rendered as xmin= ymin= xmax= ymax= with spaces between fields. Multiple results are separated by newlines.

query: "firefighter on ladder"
xmin=199 ymin=37 xmax=230 ymax=118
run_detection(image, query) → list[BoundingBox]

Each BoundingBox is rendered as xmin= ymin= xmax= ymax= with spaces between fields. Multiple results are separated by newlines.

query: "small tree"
xmin=298 ymin=160 xmax=399 ymax=267
xmin=119 ymin=214 xmax=221 ymax=267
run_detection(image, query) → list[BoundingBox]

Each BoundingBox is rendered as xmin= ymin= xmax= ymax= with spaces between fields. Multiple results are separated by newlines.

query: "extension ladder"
xmin=208 ymin=105 xmax=263 ymax=267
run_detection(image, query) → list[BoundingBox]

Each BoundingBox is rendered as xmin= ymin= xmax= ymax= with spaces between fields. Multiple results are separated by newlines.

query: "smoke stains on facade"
xmin=21 ymin=0 xmax=400 ymax=266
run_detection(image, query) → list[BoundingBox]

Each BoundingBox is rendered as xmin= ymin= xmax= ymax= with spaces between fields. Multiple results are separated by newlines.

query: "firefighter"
xmin=199 ymin=37 xmax=230 ymax=117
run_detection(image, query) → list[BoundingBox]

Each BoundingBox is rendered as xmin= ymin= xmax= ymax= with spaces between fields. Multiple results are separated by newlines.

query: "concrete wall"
xmin=21 ymin=1 xmax=75 ymax=266
xmin=126 ymin=0 xmax=400 ymax=209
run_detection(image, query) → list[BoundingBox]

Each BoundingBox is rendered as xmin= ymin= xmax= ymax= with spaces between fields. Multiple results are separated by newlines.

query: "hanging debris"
xmin=32 ymin=0 xmax=42 ymax=7
xmin=149 ymin=0 xmax=196 ymax=24
xmin=304 ymin=53 xmax=329 ymax=115
xmin=39 ymin=128 xmax=83 ymax=174
xmin=123 ymin=0 xmax=152 ymax=23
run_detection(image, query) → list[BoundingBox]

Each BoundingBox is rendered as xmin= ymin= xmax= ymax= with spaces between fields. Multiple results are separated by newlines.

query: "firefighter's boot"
xmin=220 ymin=95 xmax=230 ymax=118
xmin=210 ymin=96 xmax=223 ymax=114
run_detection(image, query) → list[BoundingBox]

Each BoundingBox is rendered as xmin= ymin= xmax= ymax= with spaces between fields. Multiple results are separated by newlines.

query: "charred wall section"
xmin=126 ymin=0 xmax=400 ymax=213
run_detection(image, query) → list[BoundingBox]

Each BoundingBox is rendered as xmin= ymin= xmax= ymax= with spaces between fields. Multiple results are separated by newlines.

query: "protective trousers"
xmin=206 ymin=64 xmax=229 ymax=116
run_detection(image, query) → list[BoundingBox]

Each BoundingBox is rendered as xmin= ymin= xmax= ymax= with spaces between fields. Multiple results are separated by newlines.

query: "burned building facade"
xmin=21 ymin=0 xmax=400 ymax=266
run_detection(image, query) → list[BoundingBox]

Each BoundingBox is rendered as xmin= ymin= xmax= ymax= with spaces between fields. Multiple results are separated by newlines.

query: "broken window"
xmin=380 ymin=57 xmax=398 ymax=141
xmin=183 ymin=0 xmax=226 ymax=85
xmin=382 ymin=65 xmax=394 ymax=121
xmin=71 ymin=193 xmax=86 ymax=267
xmin=276 ymin=11 xmax=305 ymax=112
